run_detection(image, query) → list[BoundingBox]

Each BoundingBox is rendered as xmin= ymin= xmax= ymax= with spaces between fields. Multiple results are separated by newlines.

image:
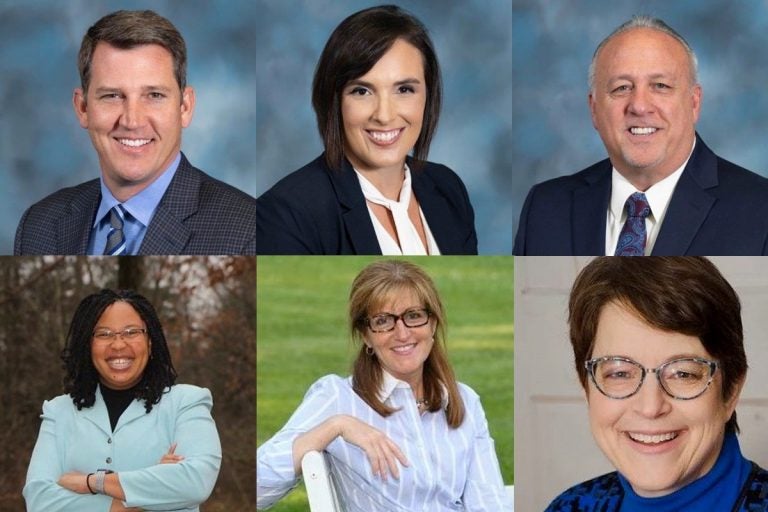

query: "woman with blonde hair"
xmin=257 ymin=260 xmax=509 ymax=511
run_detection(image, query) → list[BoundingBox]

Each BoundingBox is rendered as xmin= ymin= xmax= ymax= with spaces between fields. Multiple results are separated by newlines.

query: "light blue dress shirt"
xmin=23 ymin=384 xmax=221 ymax=511
xmin=257 ymin=372 xmax=512 ymax=511
xmin=88 ymin=153 xmax=181 ymax=255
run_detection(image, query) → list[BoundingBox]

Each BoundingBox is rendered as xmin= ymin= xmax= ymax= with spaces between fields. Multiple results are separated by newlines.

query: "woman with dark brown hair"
xmin=257 ymin=260 xmax=509 ymax=511
xmin=547 ymin=257 xmax=768 ymax=511
xmin=257 ymin=5 xmax=477 ymax=255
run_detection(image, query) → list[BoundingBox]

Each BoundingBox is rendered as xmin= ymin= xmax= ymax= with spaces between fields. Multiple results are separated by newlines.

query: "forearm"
xmin=103 ymin=473 xmax=126 ymax=501
xmin=291 ymin=415 xmax=343 ymax=474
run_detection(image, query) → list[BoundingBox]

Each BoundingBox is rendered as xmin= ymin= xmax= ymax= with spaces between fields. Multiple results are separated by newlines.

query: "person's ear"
xmin=73 ymin=88 xmax=89 ymax=129
xmin=724 ymin=374 xmax=746 ymax=418
xmin=180 ymin=86 xmax=195 ymax=128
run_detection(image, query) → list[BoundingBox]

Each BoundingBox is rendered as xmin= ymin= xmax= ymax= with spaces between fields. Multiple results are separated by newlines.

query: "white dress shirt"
xmin=605 ymin=140 xmax=695 ymax=255
xmin=256 ymin=372 xmax=511 ymax=511
xmin=355 ymin=166 xmax=441 ymax=255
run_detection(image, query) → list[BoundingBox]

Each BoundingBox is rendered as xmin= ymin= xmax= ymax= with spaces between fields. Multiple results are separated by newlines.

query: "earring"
xmin=366 ymin=346 xmax=374 ymax=356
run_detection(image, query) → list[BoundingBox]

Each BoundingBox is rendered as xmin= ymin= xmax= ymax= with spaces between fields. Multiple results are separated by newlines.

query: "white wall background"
xmin=514 ymin=256 xmax=768 ymax=511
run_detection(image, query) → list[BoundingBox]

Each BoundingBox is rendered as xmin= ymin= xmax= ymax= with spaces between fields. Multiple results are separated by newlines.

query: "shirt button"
xmin=106 ymin=457 xmax=112 ymax=464
xmin=107 ymin=438 xmax=112 ymax=444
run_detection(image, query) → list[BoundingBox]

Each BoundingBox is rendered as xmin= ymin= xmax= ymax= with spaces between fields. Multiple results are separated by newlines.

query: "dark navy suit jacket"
xmin=14 ymin=153 xmax=256 ymax=255
xmin=256 ymin=154 xmax=478 ymax=254
xmin=514 ymin=135 xmax=768 ymax=255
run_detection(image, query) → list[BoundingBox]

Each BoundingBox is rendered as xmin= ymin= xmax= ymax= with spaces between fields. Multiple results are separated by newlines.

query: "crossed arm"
xmin=56 ymin=444 xmax=185 ymax=511
xmin=24 ymin=387 xmax=221 ymax=512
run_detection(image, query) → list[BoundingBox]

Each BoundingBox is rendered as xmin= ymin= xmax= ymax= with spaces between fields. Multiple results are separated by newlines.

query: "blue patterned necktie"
xmin=104 ymin=205 xmax=126 ymax=255
xmin=614 ymin=192 xmax=651 ymax=256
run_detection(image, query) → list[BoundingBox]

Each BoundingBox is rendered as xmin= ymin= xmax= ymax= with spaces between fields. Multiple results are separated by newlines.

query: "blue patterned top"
xmin=546 ymin=433 xmax=768 ymax=512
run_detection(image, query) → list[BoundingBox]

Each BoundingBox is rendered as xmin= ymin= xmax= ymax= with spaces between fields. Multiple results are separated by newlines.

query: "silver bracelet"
xmin=94 ymin=469 xmax=108 ymax=494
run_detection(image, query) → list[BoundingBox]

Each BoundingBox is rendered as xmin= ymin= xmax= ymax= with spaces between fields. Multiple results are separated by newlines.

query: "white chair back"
xmin=302 ymin=450 xmax=343 ymax=512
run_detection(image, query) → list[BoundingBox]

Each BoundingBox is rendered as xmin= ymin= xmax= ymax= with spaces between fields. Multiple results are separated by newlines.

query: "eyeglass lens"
xmin=93 ymin=328 xmax=145 ymax=341
xmin=591 ymin=358 xmax=714 ymax=399
xmin=369 ymin=309 xmax=429 ymax=332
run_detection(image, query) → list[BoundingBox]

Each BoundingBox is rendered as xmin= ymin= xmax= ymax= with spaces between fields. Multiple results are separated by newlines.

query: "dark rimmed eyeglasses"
xmin=584 ymin=356 xmax=718 ymax=400
xmin=92 ymin=327 xmax=147 ymax=343
xmin=366 ymin=308 xmax=431 ymax=333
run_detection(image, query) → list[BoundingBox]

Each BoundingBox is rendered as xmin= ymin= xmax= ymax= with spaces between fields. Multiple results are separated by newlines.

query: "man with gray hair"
xmin=514 ymin=16 xmax=768 ymax=256
xmin=14 ymin=10 xmax=255 ymax=255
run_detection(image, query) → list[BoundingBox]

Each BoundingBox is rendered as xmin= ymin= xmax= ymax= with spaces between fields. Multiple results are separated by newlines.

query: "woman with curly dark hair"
xmin=23 ymin=289 xmax=221 ymax=512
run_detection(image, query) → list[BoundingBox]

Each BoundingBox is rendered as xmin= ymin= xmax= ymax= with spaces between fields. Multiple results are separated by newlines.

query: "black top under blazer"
xmin=14 ymin=153 xmax=256 ymax=255
xmin=513 ymin=134 xmax=768 ymax=255
xmin=256 ymin=154 xmax=478 ymax=255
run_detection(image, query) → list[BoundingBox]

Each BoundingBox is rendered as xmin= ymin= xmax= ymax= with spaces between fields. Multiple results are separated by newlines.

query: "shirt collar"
xmin=376 ymin=369 xmax=449 ymax=409
xmin=93 ymin=152 xmax=182 ymax=228
xmin=609 ymin=138 xmax=695 ymax=222
xmin=354 ymin=163 xmax=412 ymax=206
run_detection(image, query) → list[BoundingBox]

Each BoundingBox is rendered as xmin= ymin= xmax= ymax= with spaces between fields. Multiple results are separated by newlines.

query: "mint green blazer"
xmin=23 ymin=384 xmax=222 ymax=511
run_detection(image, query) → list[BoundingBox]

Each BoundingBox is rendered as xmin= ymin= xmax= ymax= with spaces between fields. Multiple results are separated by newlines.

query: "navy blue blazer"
xmin=514 ymin=135 xmax=768 ymax=255
xmin=256 ymin=154 xmax=478 ymax=254
xmin=14 ymin=153 xmax=256 ymax=255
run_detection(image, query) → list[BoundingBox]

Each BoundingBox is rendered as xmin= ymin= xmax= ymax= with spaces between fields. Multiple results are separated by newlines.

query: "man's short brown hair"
xmin=78 ymin=10 xmax=187 ymax=95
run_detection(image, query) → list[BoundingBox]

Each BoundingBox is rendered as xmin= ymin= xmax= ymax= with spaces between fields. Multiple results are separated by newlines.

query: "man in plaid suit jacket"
xmin=14 ymin=10 xmax=254 ymax=256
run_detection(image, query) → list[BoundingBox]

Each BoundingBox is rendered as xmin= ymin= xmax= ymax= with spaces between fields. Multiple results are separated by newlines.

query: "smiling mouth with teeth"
xmin=117 ymin=138 xmax=152 ymax=147
xmin=628 ymin=431 xmax=678 ymax=444
xmin=392 ymin=343 xmax=416 ymax=353
xmin=107 ymin=358 xmax=134 ymax=370
xmin=368 ymin=129 xmax=402 ymax=143
xmin=629 ymin=127 xmax=658 ymax=135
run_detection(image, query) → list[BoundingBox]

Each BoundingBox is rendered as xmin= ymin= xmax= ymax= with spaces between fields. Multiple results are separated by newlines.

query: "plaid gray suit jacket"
xmin=14 ymin=154 xmax=255 ymax=255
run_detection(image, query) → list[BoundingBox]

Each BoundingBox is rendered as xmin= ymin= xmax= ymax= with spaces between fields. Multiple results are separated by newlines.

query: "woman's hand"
xmin=335 ymin=415 xmax=409 ymax=481
xmin=57 ymin=472 xmax=90 ymax=494
xmin=158 ymin=442 xmax=185 ymax=464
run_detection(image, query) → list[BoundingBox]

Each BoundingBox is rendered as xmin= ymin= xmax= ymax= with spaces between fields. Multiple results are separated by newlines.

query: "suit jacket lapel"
xmin=114 ymin=398 xmax=149 ymax=432
xmin=60 ymin=180 xmax=100 ymax=255
xmin=327 ymin=158 xmax=381 ymax=254
xmin=80 ymin=386 xmax=114 ymax=438
xmin=572 ymin=163 xmax=612 ymax=255
xmin=412 ymin=171 xmax=462 ymax=252
xmin=652 ymin=136 xmax=717 ymax=255
xmin=139 ymin=154 xmax=195 ymax=254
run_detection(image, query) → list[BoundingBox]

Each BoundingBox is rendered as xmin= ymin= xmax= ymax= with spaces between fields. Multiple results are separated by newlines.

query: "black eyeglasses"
xmin=92 ymin=327 xmax=147 ymax=343
xmin=585 ymin=356 xmax=718 ymax=400
xmin=366 ymin=308 xmax=431 ymax=333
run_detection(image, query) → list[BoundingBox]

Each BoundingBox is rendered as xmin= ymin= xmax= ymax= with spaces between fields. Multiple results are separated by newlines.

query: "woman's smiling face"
xmin=586 ymin=301 xmax=742 ymax=497
xmin=91 ymin=301 xmax=150 ymax=390
xmin=340 ymin=38 xmax=426 ymax=176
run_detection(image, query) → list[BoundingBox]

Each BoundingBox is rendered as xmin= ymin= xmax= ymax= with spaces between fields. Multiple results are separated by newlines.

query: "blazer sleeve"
xmin=118 ymin=386 xmax=222 ymax=510
xmin=23 ymin=399 xmax=114 ymax=512
xmin=257 ymin=375 xmax=343 ymax=509
xmin=461 ymin=387 xmax=513 ymax=512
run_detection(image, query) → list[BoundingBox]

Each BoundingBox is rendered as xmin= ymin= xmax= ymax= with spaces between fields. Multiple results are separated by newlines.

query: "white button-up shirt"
xmin=257 ymin=372 xmax=511 ymax=511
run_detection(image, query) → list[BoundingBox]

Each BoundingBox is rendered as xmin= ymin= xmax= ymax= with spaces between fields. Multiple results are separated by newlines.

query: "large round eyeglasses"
xmin=584 ymin=356 xmax=718 ymax=400
xmin=366 ymin=308 xmax=431 ymax=333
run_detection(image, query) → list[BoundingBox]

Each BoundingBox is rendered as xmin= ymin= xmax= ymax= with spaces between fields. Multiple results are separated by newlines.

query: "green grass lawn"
xmin=256 ymin=256 xmax=513 ymax=511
